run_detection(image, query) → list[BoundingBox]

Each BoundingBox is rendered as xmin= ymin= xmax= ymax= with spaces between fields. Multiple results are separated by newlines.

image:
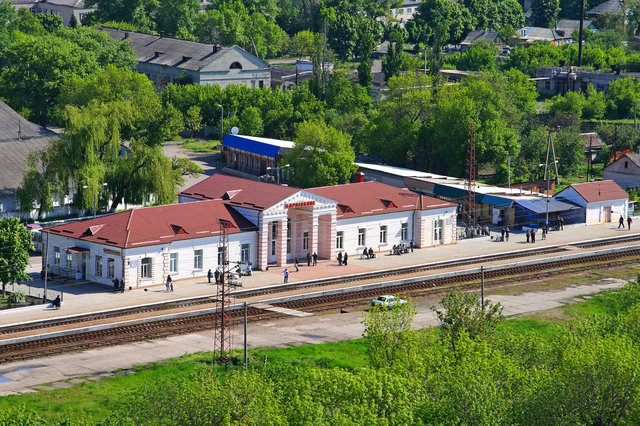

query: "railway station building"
xmin=554 ymin=180 xmax=629 ymax=224
xmin=42 ymin=175 xmax=457 ymax=287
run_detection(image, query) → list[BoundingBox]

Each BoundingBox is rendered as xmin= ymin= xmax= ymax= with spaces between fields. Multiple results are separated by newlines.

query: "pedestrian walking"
xmin=410 ymin=240 xmax=414 ymax=252
xmin=526 ymin=229 xmax=530 ymax=243
xmin=619 ymin=215 xmax=625 ymax=229
xmin=558 ymin=215 xmax=564 ymax=230
xmin=505 ymin=226 xmax=510 ymax=242
xmin=306 ymin=252 xmax=311 ymax=266
xmin=283 ymin=268 xmax=289 ymax=283
xmin=113 ymin=277 xmax=119 ymax=292
xmin=214 ymin=268 xmax=220 ymax=284
xmin=501 ymin=227 xmax=505 ymax=242
xmin=294 ymin=258 xmax=300 ymax=272
xmin=337 ymin=251 xmax=343 ymax=266
xmin=313 ymin=252 xmax=318 ymax=266
xmin=166 ymin=275 xmax=172 ymax=292
xmin=207 ymin=269 xmax=213 ymax=284
xmin=343 ymin=252 xmax=348 ymax=266
xmin=120 ymin=278 xmax=125 ymax=293
xmin=531 ymin=228 xmax=536 ymax=243
xmin=628 ymin=216 xmax=633 ymax=230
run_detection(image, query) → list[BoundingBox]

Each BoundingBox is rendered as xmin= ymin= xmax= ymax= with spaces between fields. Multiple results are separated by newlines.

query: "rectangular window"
xmin=54 ymin=247 xmax=60 ymax=265
xmin=95 ymin=255 xmax=103 ymax=276
xmin=194 ymin=249 xmax=203 ymax=270
xmin=303 ymin=232 xmax=309 ymax=250
xmin=66 ymin=251 xmax=72 ymax=268
xmin=286 ymin=218 xmax=292 ymax=254
xmin=358 ymin=229 xmax=366 ymax=246
xmin=434 ymin=219 xmax=443 ymax=242
xmin=141 ymin=257 xmax=152 ymax=278
xmin=336 ymin=231 xmax=343 ymax=249
xmin=218 ymin=247 xmax=226 ymax=267
xmin=271 ymin=222 xmax=277 ymax=256
xmin=107 ymin=258 xmax=115 ymax=278
xmin=241 ymin=243 xmax=250 ymax=263
xmin=401 ymin=223 xmax=408 ymax=240
xmin=170 ymin=253 xmax=178 ymax=272
xmin=379 ymin=226 xmax=387 ymax=244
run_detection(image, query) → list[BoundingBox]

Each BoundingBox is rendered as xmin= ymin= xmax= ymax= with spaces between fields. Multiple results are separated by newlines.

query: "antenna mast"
xmin=464 ymin=123 xmax=477 ymax=231
xmin=214 ymin=219 xmax=234 ymax=364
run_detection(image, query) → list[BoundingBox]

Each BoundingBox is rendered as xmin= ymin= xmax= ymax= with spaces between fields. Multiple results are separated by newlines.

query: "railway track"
xmin=1 ymin=239 xmax=640 ymax=363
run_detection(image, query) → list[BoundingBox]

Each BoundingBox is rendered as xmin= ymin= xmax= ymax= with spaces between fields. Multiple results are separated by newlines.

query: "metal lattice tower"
xmin=214 ymin=219 xmax=232 ymax=364
xmin=464 ymin=123 xmax=477 ymax=230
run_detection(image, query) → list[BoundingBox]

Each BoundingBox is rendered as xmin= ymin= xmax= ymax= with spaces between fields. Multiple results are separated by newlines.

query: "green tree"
xmin=155 ymin=0 xmax=201 ymax=37
xmin=36 ymin=13 xmax=63 ymax=32
xmin=432 ymin=289 xmax=504 ymax=351
xmin=582 ymin=83 xmax=606 ymax=120
xmin=291 ymin=30 xmax=319 ymax=57
xmin=284 ymin=120 xmax=356 ymax=188
xmin=407 ymin=0 xmax=469 ymax=45
xmin=17 ymin=149 xmax=60 ymax=219
xmin=382 ymin=29 xmax=405 ymax=81
xmin=553 ymin=128 xmax=584 ymax=177
xmin=0 ymin=217 xmax=33 ymax=297
xmin=515 ymin=126 xmax=549 ymax=181
xmin=84 ymin=0 xmax=158 ymax=31
xmin=532 ymin=0 xmax=560 ymax=27
xmin=238 ymin=106 xmax=264 ymax=136
xmin=184 ymin=105 xmax=203 ymax=139
xmin=362 ymin=297 xmax=417 ymax=368
xmin=458 ymin=40 xmax=498 ymax=71
xmin=545 ymin=90 xmax=587 ymax=117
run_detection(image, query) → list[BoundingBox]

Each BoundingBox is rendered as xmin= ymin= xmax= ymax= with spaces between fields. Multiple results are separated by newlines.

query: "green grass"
xmin=180 ymin=139 xmax=220 ymax=152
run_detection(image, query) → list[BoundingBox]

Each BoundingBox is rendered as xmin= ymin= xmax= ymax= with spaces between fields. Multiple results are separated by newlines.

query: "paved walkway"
xmin=0 ymin=277 xmax=628 ymax=395
xmin=2 ymin=222 xmax=638 ymax=327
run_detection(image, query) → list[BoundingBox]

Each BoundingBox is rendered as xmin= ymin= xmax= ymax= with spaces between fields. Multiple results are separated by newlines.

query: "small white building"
xmin=554 ymin=180 xmax=628 ymax=224
xmin=43 ymin=175 xmax=458 ymax=286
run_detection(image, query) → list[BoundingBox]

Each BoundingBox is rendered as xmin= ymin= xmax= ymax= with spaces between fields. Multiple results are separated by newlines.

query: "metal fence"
xmin=5 ymin=281 xmax=63 ymax=304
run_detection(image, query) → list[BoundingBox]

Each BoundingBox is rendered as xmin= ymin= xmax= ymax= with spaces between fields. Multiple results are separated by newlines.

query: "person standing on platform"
xmin=531 ymin=228 xmax=536 ymax=243
xmin=619 ymin=215 xmax=625 ymax=228
xmin=628 ymin=216 xmax=633 ymax=230
xmin=120 ymin=278 xmax=125 ymax=292
xmin=113 ymin=277 xmax=119 ymax=292
xmin=307 ymin=252 xmax=311 ymax=266
xmin=337 ymin=251 xmax=343 ymax=266
xmin=207 ymin=269 xmax=213 ymax=283
xmin=166 ymin=275 xmax=172 ymax=292
xmin=558 ymin=215 xmax=564 ymax=230
xmin=214 ymin=268 xmax=220 ymax=284
xmin=501 ymin=227 xmax=505 ymax=241
xmin=283 ymin=268 xmax=289 ymax=283
xmin=294 ymin=258 xmax=300 ymax=272
xmin=410 ymin=241 xmax=414 ymax=252
xmin=313 ymin=252 xmax=318 ymax=266
xmin=343 ymin=252 xmax=348 ymax=266
xmin=505 ymin=226 xmax=510 ymax=242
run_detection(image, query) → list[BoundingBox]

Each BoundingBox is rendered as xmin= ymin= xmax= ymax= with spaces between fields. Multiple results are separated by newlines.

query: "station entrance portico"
xmin=257 ymin=191 xmax=337 ymax=270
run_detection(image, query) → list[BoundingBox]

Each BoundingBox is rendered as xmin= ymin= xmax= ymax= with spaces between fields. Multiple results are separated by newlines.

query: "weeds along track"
xmin=1 ymin=242 xmax=640 ymax=363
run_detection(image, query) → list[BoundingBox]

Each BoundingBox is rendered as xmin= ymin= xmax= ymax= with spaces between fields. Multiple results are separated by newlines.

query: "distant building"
xmin=554 ymin=19 xmax=598 ymax=38
xmin=97 ymin=26 xmax=271 ymax=90
xmin=555 ymin=180 xmax=628 ymax=224
xmin=221 ymin=134 xmax=294 ymax=180
xmin=13 ymin=0 xmax=97 ymax=26
xmin=460 ymin=30 xmax=506 ymax=52
xmin=586 ymin=0 xmax=624 ymax=19
xmin=389 ymin=0 xmax=421 ymax=25
xmin=535 ymin=66 xmax=640 ymax=96
xmin=518 ymin=27 xmax=572 ymax=45
xmin=603 ymin=153 xmax=640 ymax=190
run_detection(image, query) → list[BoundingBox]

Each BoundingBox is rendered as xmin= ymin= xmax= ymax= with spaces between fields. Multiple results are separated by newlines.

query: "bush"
xmin=8 ymin=291 xmax=26 ymax=305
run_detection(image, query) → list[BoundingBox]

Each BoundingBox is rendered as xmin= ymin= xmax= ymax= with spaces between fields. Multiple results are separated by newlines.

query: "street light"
xmin=217 ymin=104 xmax=224 ymax=141
xmin=82 ymin=183 xmax=108 ymax=218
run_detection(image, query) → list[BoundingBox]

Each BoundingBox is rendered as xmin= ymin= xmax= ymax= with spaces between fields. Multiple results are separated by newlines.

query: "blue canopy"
xmin=481 ymin=194 xmax=514 ymax=209
xmin=222 ymin=134 xmax=293 ymax=157
xmin=515 ymin=198 xmax=581 ymax=214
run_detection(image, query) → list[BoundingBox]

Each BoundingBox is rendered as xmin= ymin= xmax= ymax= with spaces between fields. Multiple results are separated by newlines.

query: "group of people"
xmin=618 ymin=215 xmax=633 ymax=230
xmin=165 ymin=275 xmax=174 ymax=292
xmin=337 ymin=251 xmax=349 ymax=265
xmin=207 ymin=268 xmax=221 ymax=284
xmin=363 ymin=247 xmax=375 ymax=259
xmin=500 ymin=227 xmax=510 ymax=242
xmin=525 ymin=228 xmax=537 ymax=243
xmin=392 ymin=242 xmax=414 ymax=255
xmin=306 ymin=252 xmax=319 ymax=266
xmin=112 ymin=277 xmax=126 ymax=293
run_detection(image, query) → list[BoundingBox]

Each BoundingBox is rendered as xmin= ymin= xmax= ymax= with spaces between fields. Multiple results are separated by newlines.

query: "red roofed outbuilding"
xmin=554 ymin=180 xmax=629 ymax=224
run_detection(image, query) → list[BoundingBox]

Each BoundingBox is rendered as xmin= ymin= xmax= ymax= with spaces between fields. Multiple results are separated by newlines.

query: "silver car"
xmin=371 ymin=295 xmax=407 ymax=308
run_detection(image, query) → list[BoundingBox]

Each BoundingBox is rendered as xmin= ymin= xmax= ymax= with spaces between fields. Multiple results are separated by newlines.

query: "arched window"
xmin=229 ymin=62 xmax=243 ymax=69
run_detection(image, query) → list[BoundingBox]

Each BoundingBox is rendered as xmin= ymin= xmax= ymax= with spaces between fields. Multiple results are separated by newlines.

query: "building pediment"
xmin=199 ymin=46 xmax=270 ymax=72
xmin=262 ymin=190 xmax=337 ymax=216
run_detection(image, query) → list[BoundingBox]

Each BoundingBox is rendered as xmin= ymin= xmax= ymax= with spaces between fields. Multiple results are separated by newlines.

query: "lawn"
xmin=0 ymin=292 xmax=617 ymax=423
xmin=180 ymin=139 xmax=220 ymax=152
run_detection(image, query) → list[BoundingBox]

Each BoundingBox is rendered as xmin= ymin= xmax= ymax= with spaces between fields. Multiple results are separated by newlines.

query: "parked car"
xmin=371 ymin=295 xmax=407 ymax=308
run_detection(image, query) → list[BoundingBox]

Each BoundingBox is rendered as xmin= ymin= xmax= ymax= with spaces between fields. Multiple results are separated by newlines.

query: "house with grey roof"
xmin=97 ymin=26 xmax=271 ymax=90
xmin=603 ymin=153 xmax=640 ymax=190
xmin=555 ymin=19 xmax=598 ymax=38
xmin=518 ymin=26 xmax=572 ymax=45
xmin=460 ymin=30 xmax=506 ymax=52
xmin=587 ymin=0 xmax=624 ymax=19
xmin=0 ymin=100 xmax=65 ymax=218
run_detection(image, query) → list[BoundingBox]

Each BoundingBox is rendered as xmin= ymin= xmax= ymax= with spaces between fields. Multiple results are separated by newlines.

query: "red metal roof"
xmin=307 ymin=181 xmax=456 ymax=219
xmin=179 ymin=174 xmax=300 ymax=210
xmin=562 ymin=180 xmax=628 ymax=203
xmin=43 ymin=200 xmax=257 ymax=249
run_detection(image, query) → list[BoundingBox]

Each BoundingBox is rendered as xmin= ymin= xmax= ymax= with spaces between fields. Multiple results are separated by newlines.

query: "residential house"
xmin=581 ymin=132 xmax=605 ymax=162
xmin=554 ymin=180 xmax=628 ymax=224
xmin=97 ymin=26 xmax=271 ymax=90
xmin=554 ymin=19 xmax=598 ymax=39
xmin=586 ymin=0 xmax=624 ymax=19
xmin=460 ymin=30 xmax=506 ymax=52
xmin=518 ymin=27 xmax=572 ymax=46
xmin=13 ymin=0 xmax=97 ymax=26
xmin=603 ymin=153 xmax=640 ymax=190
xmin=389 ymin=0 xmax=421 ymax=25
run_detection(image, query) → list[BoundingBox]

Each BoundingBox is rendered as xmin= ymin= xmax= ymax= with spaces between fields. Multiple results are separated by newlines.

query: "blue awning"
xmin=481 ymin=194 xmax=514 ymax=209
xmin=222 ymin=134 xmax=293 ymax=157
xmin=433 ymin=184 xmax=483 ymax=202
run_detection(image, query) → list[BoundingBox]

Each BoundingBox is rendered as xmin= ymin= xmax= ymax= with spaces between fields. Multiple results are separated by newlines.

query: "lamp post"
xmin=267 ymin=164 xmax=290 ymax=185
xmin=82 ymin=183 xmax=108 ymax=217
xmin=218 ymin=104 xmax=224 ymax=141
xmin=539 ymin=160 xmax=558 ymax=230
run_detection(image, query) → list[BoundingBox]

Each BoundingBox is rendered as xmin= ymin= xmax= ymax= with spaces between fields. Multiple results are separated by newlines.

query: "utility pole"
xmin=578 ymin=0 xmax=585 ymax=66
xmin=244 ymin=301 xmax=248 ymax=370
xmin=464 ymin=123 xmax=477 ymax=231
xmin=218 ymin=104 xmax=224 ymax=141
xmin=480 ymin=265 xmax=484 ymax=310
xmin=507 ymin=155 xmax=511 ymax=191
xmin=635 ymin=102 xmax=637 ymax=129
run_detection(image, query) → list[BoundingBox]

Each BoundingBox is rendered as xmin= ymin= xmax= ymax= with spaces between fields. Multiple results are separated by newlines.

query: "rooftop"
xmin=307 ymin=181 xmax=455 ymax=219
xmin=222 ymin=134 xmax=294 ymax=157
xmin=179 ymin=173 xmax=300 ymax=210
xmin=44 ymin=200 xmax=257 ymax=248
xmin=560 ymin=180 xmax=628 ymax=203
xmin=355 ymin=162 xmax=450 ymax=179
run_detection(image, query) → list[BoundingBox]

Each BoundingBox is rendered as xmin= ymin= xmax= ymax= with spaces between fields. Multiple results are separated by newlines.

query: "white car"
xmin=371 ymin=295 xmax=407 ymax=308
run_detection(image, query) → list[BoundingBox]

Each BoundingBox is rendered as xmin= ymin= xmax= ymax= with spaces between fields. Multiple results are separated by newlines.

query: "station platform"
xmin=2 ymin=222 xmax=639 ymax=328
